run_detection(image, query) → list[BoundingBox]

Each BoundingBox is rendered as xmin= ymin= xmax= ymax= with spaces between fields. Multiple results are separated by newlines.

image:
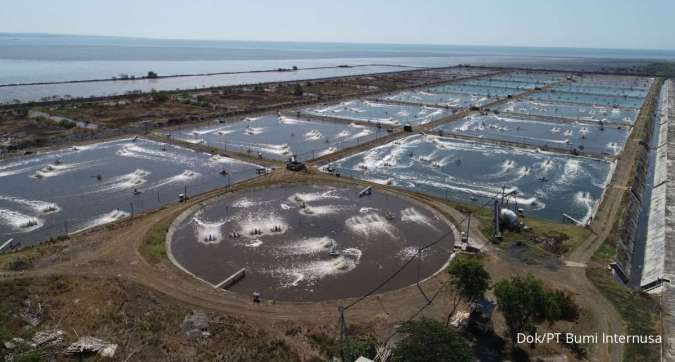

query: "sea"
xmin=1 ymin=33 xmax=673 ymax=103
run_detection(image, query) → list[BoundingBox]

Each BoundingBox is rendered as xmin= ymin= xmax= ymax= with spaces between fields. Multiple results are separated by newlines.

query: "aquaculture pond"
xmin=529 ymin=91 xmax=645 ymax=108
xmin=437 ymin=113 xmax=630 ymax=156
xmin=462 ymin=79 xmax=537 ymax=90
xmin=383 ymin=90 xmax=492 ymax=108
xmin=487 ymin=72 xmax=564 ymax=86
xmin=0 ymin=138 xmax=261 ymax=248
xmin=550 ymin=84 xmax=648 ymax=98
xmin=302 ymin=99 xmax=448 ymax=126
xmin=427 ymin=83 xmax=520 ymax=98
xmin=168 ymin=184 xmax=452 ymax=301
xmin=497 ymin=100 xmax=639 ymax=125
xmin=167 ymin=115 xmax=387 ymax=161
xmin=323 ymin=134 xmax=614 ymax=223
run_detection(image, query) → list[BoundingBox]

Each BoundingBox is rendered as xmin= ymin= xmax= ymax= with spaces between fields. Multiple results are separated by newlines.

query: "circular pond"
xmin=168 ymin=183 xmax=454 ymax=301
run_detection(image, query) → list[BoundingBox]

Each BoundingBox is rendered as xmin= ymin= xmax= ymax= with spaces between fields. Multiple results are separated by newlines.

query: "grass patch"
xmin=139 ymin=219 xmax=171 ymax=264
xmin=586 ymin=268 xmax=661 ymax=362
xmin=591 ymin=242 xmax=616 ymax=263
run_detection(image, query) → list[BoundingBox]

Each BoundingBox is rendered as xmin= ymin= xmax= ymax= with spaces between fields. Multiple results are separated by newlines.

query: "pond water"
xmin=323 ymin=134 xmax=614 ymax=223
xmin=0 ymin=138 xmax=261 ymax=247
xmin=169 ymin=184 xmax=452 ymax=301
xmin=497 ymin=99 xmax=639 ymax=125
xmin=302 ymin=99 xmax=449 ymax=126
xmin=436 ymin=113 xmax=630 ymax=156
xmin=167 ymin=115 xmax=388 ymax=161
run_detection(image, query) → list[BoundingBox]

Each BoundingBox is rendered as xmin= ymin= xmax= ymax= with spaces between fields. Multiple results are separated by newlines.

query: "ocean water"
xmin=2 ymin=33 xmax=675 ymax=85
xmin=1 ymin=34 xmax=673 ymax=103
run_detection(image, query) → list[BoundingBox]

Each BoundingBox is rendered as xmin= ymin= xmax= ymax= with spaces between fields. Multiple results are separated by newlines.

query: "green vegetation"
xmin=637 ymin=62 xmax=675 ymax=78
xmin=591 ymin=241 xmax=616 ymax=262
xmin=139 ymin=219 xmax=171 ymax=264
xmin=390 ymin=318 xmax=472 ymax=362
xmin=308 ymin=333 xmax=376 ymax=362
xmin=494 ymin=274 xmax=579 ymax=344
xmin=586 ymin=268 xmax=661 ymax=362
xmin=446 ymin=256 xmax=490 ymax=326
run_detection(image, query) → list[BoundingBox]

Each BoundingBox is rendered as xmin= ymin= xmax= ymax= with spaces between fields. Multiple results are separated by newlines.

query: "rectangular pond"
xmin=487 ymin=72 xmax=565 ymax=86
xmin=426 ymin=83 xmax=520 ymax=98
xmin=436 ymin=113 xmax=630 ymax=156
xmin=301 ymin=99 xmax=449 ymax=126
xmin=529 ymin=90 xmax=645 ymax=108
xmin=497 ymin=100 xmax=639 ymax=125
xmin=167 ymin=115 xmax=388 ymax=161
xmin=462 ymin=79 xmax=536 ymax=90
xmin=551 ymin=84 xmax=648 ymax=98
xmin=0 ymin=138 xmax=262 ymax=247
xmin=323 ymin=134 xmax=614 ymax=223
xmin=382 ymin=90 xmax=492 ymax=108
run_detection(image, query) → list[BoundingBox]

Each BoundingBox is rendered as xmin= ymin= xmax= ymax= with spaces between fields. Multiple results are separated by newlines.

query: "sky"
xmin=0 ymin=0 xmax=673 ymax=50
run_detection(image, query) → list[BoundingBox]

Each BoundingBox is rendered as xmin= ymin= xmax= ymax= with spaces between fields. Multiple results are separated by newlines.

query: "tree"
xmin=147 ymin=71 xmax=158 ymax=79
xmin=446 ymin=256 xmax=491 ymax=326
xmin=340 ymin=337 xmax=376 ymax=362
xmin=391 ymin=318 xmax=472 ymax=362
xmin=494 ymin=274 xmax=579 ymax=345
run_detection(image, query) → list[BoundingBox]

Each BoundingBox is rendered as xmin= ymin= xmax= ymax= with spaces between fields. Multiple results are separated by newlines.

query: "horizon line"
xmin=2 ymin=31 xmax=674 ymax=53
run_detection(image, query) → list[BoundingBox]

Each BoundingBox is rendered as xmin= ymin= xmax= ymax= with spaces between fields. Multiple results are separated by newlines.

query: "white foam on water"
xmin=244 ymin=239 xmax=263 ymax=248
xmin=208 ymin=154 xmax=248 ymax=165
xmin=349 ymin=128 xmax=374 ymax=140
xmin=183 ymin=138 xmax=206 ymax=144
xmin=232 ymin=197 xmax=260 ymax=208
xmin=316 ymin=146 xmax=338 ymax=157
xmin=143 ymin=170 xmax=200 ymax=191
xmin=237 ymin=212 xmax=288 ymax=237
xmin=400 ymin=207 xmax=438 ymax=230
xmin=278 ymin=116 xmax=303 ymax=125
xmin=193 ymin=217 xmax=226 ymax=244
xmin=117 ymin=143 xmax=193 ymax=164
xmin=96 ymin=169 xmax=149 ymax=192
xmin=299 ymin=204 xmax=344 ymax=216
xmin=242 ymin=142 xmax=290 ymax=156
xmin=574 ymin=191 xmax=595 ymax=224
xmin=0 ymin=196 xmax=60 ymax=214
xmin=72 ymin=209 xmax=129 ymax=234
xmin=336 ymin=130 xmax=351 ymax=139
xmin=345 ymin=213 xmax=397 ymax=238
xmin=0 ymin=165 xmax=38 ymax=178
xmin=32 ymin=161 xmax=97 ymax=179
xmin=304 ymin=129 xmax=323 ymax=141
xmin=276 ymin=247 xmax=362 ymax=286
xmin=397 ymin=246 xmax=431 ymax=260
xmin=191 ymin=125 xmax=229 ymax=135
xmin=606 ymin=142 xmax=621 ymax=154
xmin=0 ymin=209 xmax=43 ymax=232
xmin=244 ymin=127 xmax=265 ymax=136
xmin=288 ymin=189 xmax=343 ymax=205
xmin=359 ymin=207 xmax=380 ymax=214
xmin=279 ymin=236 xmax=337 ymax=255
xmin=499 ymin=160 xmax=516 ymax=175
xmin=535 ymin=159 xmax=555 ymax=173
xmin=280 ymin=202 xmax=292 ymax=210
